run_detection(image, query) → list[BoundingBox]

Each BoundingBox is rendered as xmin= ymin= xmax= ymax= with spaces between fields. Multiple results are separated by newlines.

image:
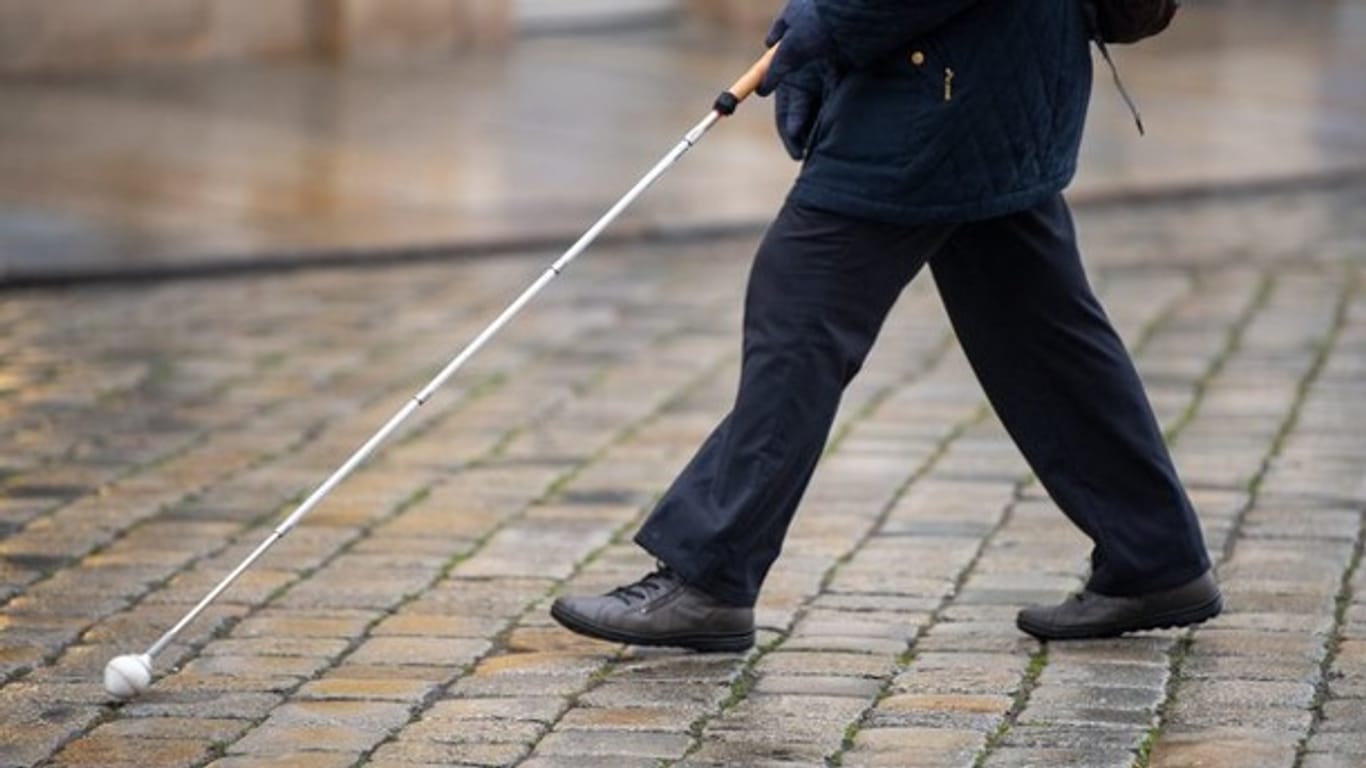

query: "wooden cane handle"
xmin=714 ymin=45 xmax=779 ymax=116
xmin=728 ymin=45 xmax=778 ymax=104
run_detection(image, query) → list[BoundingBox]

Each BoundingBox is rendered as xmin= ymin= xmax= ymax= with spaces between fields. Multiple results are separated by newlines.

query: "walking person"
xmin=551 ymin=0 xmax=1222 ymax=650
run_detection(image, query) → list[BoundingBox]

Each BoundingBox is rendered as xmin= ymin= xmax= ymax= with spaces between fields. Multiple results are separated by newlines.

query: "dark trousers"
xmin=635 ymin=194 xmax=1211 ymax=607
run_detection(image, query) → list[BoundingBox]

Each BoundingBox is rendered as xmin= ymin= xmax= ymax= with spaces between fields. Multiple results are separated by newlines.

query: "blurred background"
xmin=0 ymin=0 xmax=1363 ymax=284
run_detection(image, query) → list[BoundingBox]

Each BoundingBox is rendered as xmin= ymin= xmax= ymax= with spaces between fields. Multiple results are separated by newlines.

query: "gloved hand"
xmin=773 ymin=59 xmax=838 ymax=160
xmin=756 ymin=0 xmax=843 ymax=97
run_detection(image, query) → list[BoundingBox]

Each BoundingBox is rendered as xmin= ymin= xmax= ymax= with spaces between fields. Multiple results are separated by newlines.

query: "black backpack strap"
xmin=1084 ymin=1 xmax=1146 ymax=136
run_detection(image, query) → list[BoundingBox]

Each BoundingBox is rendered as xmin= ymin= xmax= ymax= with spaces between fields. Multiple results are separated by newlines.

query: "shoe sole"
xmin=1017 ymin=593 xmax=1224 ymax=641
xmin=550 ymin=602 xmax=755 ymax=653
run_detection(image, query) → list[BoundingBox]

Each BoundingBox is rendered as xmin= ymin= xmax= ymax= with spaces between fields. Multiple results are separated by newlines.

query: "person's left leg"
xmin=929 ymin=194 xmax=1220 ymax=639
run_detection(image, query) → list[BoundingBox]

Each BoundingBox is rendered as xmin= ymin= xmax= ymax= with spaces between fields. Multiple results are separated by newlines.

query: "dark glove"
xmin=773 ymin=60 xmax=837 ymax=160
xmin=756 ymin=0 xmax=843 ymax=97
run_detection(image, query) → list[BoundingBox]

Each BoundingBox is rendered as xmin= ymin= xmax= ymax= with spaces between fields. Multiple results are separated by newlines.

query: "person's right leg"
xmin=552 ymin=199 xmax=956 ymax=650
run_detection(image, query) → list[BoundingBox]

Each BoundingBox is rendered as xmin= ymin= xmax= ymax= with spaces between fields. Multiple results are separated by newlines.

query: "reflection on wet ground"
xmin=0 ymin=0 xmax=1363 ymax=282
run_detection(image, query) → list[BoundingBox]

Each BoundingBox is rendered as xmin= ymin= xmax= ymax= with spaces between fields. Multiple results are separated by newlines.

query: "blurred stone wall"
xmin=0 ymin=0 xmax=511 ymax=74
xmin=323 ymin=0 xmax=510 ymax=58
xmin=685 ymin=0 xmax=783 ymax=30
xmin=0 ymin=0 xmax=779 ymax=74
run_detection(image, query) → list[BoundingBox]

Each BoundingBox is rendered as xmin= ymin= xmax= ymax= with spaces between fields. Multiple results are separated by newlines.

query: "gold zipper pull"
xmin=944 ymin=68 xmax=955 ymax=101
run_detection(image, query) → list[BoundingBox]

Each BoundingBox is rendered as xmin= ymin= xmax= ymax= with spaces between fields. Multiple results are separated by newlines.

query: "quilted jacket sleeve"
xmin=814 ymin=0 xmax=982 ymax=67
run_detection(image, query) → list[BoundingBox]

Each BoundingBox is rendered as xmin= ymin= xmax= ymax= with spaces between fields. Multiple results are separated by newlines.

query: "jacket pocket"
xmin=809 ymin=39 xmax=953 ymax=165
xmin=904 ymin=39 xmax=956 ymax=102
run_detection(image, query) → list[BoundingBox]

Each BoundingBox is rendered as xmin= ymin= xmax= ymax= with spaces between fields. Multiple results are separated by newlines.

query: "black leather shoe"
xmin=550 ymin=566 xmax=755 ymax=652
xmin=1017 ymin=570 xmax=1222 ymax=640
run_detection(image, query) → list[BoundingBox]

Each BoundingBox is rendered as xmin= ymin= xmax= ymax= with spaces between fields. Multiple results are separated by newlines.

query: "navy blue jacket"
xmin=792 ymin=0 xmax=1094 ymax=225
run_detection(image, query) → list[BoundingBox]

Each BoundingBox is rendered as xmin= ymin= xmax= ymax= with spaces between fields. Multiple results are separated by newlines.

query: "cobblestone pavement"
xmin=3 ymin=181 xmax=1366 ymax=767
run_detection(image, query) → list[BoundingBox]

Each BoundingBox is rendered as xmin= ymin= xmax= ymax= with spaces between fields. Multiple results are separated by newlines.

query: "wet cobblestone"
xmin=2 ymin=181 xmax=1366 ymax=766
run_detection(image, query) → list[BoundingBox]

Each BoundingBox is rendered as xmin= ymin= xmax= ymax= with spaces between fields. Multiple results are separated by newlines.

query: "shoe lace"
xmin=609 ymin=564 xmax=677 ymax=605
xmin=1065 ymin=591 xmax=1106 ymax=614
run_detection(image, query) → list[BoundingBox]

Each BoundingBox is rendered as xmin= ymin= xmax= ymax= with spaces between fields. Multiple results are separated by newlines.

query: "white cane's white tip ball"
xmin=103 ymin=654 xmax=152 ymax=699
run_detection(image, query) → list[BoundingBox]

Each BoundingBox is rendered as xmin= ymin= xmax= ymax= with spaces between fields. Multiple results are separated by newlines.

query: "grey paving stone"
xmin=781 ymin=634 xmax=909 ymax=655
xmin=555 ymin=705 xmax=696 ymax=733
xmin=346 ymin=636 xmax=491 ymax=668
xmin=841 ymin=726 xmax=983 ymax=768
xmin=122 ymin=691 xmax=287 ymax=720
xmin=399 ymin=716 xmax=545 ymax=744
xmin=1299 ymin=754 xmax=1366 ymax=768
xmin=0 ymin=703 xmax=104 ymax=768
xmin=520 ymin=758 xmax=662 ymax=768
xmin=208 ymin=755 xmax=356 ymax=768
xmin=1205 ymin=609 xmax=1337 ymax=634
xmin=1036 ymin=660 xmax=1169 ymax=689
xmin=1148 ymin=727 xmax=1300 ymax=768
xmin=92 ymin=716 xmax=252 ymax=741
xmin=178 ymin=653 xmax=334 ymax=681
xmin=704 ymin=693 xmax=871 ymax=743
xmin=1303 ymin=731 xmax=1366 ymax=755
xmin=756 ymin=651 xmax=897 ymax=679
xmin=1161 ymin=674 xmax=1320 ymax=736
xmin=369 ymin=739 xmax=530 ymax=766
xmin=684 ymin=734 xmax=834 ymax=764
xmin=999 ymin=723 xmax=1147 ymax=750
xmin=867 ymin=693 xmax=1013 ymax=731
xmin=47 ymin=734 xmax=215 ymax=768
xmin=1316 ymin=697 xmax=1366 ymax=732
xmin=980 ymin=746 xmax=1137 ymax=768
xmin=532 ymin=729 xmax=693 ymax=759
xmin=420 ymin=695 xmax=566 ymax=724
xmin=912 ymin=631 xmax=1039 ymax=655
xmin=294 ymin=677 xmax=440 ymax=702
xmin=750 ymin=674 xmax=884 ymax=698
xmin=1044 ymin=636 xmax=1176 ymax=665
xmin=796 ymin=610 xmax=926 ymax=640
xmin=577 ymin=681 xmax=729 ymax=712
xmin=1181 ymin=654 xmax=1323 ymax=684
xmin=611 ymin=653 xmax=748 ymax=683
xmin=891 ymin=652 xmax=1029 ymax=696
xmin=1021 ymin=684 xmax=1165 ymax=728
xmin=1183 ymin=629 xmax=1330 ymax=661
